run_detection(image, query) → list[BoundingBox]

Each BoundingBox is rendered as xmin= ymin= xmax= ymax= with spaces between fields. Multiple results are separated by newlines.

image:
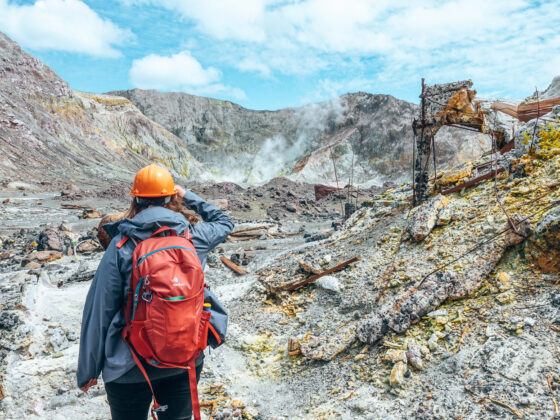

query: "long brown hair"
xmin=124 ymin=194 xmax=200 ymax=225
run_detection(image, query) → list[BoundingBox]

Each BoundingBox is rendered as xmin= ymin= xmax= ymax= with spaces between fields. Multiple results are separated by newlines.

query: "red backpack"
xmin=117 ymin=226 xmax=208 ymax=420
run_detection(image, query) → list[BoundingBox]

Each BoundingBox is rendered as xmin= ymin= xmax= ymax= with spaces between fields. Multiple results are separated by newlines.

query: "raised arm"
xmin=178 ymin=187 xmax=234 ymax=265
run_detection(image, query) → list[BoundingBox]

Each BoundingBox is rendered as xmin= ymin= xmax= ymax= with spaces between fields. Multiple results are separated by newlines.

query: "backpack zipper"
xmin=131 ymin=277 xmax=145 ymax=321
xmin=163 ymin=296 xmax=186 ymax=301
xmin=136 ymin=246 xmax=196 ymax=267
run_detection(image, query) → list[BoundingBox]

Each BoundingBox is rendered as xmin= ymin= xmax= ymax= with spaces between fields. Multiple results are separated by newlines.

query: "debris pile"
xmin=223 ymin=117 xmax=560 ymax=417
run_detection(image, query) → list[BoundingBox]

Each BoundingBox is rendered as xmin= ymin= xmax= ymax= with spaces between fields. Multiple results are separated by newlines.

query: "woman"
xmin=77 ymin=164 xmax=234 ymax=420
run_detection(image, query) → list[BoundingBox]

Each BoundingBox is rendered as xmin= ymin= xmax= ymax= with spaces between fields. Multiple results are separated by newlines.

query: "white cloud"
xmin=126 ymin=1 xmax=556 ymax=74
xmin=130 ymin=51 xmax=220 ymax=89
xmin=120 ymin=0 xmax=559 ymax=100
xmin=130 ymin=51 xmax=246 ymax=100
xmin=0 ymin=0 xmax=131 ymax=57
xmin=237 ymin=56 xmax=272 ymax=78
xmin=124 ymin=0 xmax=269 ymax=42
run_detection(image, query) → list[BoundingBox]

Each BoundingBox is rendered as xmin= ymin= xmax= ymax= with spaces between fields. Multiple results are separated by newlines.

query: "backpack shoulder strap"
xmin=116 ymin=236 xmax=129 ymax=248
xmin=116 ymin=236 xmax=138 ymax=249
xmin=188 ymin=358 xmax=201 ymax=420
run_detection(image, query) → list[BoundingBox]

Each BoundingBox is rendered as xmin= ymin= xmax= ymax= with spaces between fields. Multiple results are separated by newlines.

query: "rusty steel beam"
xmin=286 ymin=257 xmax=359 ymax=291
xmin=441 ymin=168 xmax=505 ymax=195
xmin=220 ymin=256 xmax=249 ymax=275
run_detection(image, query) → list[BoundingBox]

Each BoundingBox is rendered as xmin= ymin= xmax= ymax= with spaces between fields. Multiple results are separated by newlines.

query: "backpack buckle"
xmin=142 ymin=291 xmax=153 ymax=303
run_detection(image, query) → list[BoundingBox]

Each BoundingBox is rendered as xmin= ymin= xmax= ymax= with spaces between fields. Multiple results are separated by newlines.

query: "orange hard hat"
xmin=130 ymin=164 xmax=177 ymax=197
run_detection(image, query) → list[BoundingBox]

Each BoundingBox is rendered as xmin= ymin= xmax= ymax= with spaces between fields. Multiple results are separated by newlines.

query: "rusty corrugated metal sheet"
xmin=492 ymin=97 xmax=560 ymax=122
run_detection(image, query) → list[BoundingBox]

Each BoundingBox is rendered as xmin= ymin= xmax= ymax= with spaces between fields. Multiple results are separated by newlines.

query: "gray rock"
xmin=0 ymin=311 xmax=20 ymax=331
xmin=49 ymin=327 xmax=70 ymax=353
xmin=407 ymin=194 xmax=448 ymax=242
xmin=315 ymin=275 xmax=341 ymax=293
xmin=356 ymin=271 xmax=458 ymax=344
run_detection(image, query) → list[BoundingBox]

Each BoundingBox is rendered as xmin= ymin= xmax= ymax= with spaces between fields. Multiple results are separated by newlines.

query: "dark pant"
xmin=105 ymin=364 xmax=203 ymax=420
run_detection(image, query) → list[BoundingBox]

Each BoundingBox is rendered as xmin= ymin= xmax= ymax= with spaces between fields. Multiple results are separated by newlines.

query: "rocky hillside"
xmin=0 ymin=29 xmax=488 ymax=190
xmin=0 ymin=32 xmax=204 ymax=190
xmin=113 ymin=89 xmax=490 ymax=185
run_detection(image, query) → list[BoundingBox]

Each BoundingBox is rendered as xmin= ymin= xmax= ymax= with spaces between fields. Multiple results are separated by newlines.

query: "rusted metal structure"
xmin=412 ymin=79 xmax=487 ymax=205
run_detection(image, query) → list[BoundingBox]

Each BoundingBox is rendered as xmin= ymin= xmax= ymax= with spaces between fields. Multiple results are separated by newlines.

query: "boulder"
xmin=37 ymin=228 xmax=71 ymax=252
xmin=48 ymin=327 xmax=70 ymax=353
xmin=407 ymin=194 xmax=449 ymax=242
xmin=76 ymin=239 xmax=102 ymax=254
xmin=21 ymin=250 xmax=63 ymax=267
xmin=315 ymin=275 xmax=341 ymax=293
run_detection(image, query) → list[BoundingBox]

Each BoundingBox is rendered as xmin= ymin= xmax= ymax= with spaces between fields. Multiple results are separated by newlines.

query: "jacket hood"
xmin=103 ymin=207 xmax=190 ymax=241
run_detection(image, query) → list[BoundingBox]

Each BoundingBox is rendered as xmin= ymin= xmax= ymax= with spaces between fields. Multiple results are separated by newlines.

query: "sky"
xmin=0 ymin=0 xmax=559 ymax=110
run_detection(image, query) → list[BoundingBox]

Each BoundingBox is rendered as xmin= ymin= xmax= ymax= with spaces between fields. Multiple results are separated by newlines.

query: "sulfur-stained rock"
xmin=407 ymin=194 xmax=449 ymax=242
xmin=496 ymin=290 xmax=516 ymax=305
xmin=242 ymin=406 xmax=259 ymax=419
xmin=526 ymin=206 xmax=560 ymax=273
xmin=300 ymin=322 xmax=357 ymax=361
xmin=390 ymin=361 xmax=407 ymax=387
xmin=436 ymin=204 xmax=454 ymax=226
xmin=497 ymin=271 xmax=511 ymax=292
xmin=383 ymin=349 xmax=407 ymax=364
xmin=436 ymin=162 xmax=474 ymax=187
xmin=449 ymin=214 xmax=530 ymax=300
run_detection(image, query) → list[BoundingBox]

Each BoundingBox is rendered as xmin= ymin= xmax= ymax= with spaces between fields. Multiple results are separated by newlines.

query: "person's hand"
xmin=175 ymin=185 xmax=186 ymax=199
xmin=80 ymin=378 xmax=98 ymax=393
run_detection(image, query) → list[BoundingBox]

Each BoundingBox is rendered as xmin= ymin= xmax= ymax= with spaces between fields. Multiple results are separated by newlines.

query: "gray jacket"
xmin=77 ymin=191 xmax=234 ymax=388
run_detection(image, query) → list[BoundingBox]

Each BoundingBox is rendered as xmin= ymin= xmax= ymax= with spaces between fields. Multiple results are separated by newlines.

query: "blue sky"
xmin=0 ymin=0 xmax=559 ymax=110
